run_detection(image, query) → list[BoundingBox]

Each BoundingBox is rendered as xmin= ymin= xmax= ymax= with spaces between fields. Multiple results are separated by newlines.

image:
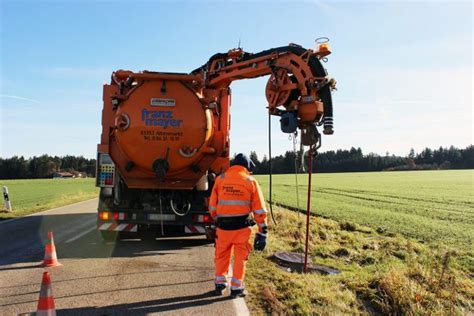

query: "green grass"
xmin=246 ymin=206 xmax=474 ymax=315
xmin=255 ymin=170 xmax=473 ymax=263
xmin=245 ymin=170 xmax=473 ymax=314
xmin=0 ymin=178 xmax=98 ymax=219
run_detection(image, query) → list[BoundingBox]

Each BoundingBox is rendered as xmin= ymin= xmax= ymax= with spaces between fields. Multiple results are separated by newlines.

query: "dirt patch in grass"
xmin=245 ymin=206 xmax=473 ymax=315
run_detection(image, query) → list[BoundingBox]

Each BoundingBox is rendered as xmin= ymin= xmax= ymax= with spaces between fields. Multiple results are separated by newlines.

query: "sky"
xmin=0 ymin=0 xmax=472 ymax=159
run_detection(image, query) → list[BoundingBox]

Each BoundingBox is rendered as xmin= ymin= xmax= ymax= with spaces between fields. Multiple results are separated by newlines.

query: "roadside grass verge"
xmin=0 ymin=178 xmax=98 ymax=219
xmin=246 ymin=206 xmax=474 ymax=314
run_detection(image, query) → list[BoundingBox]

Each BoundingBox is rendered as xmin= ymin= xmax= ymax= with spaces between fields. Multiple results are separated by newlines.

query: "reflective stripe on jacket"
xmin=209 ymin=165 xmax=268 ymax=234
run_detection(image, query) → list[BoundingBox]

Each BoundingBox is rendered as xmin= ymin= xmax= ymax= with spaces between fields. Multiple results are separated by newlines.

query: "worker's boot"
xmin=230 ymin=288 xmax=247 ymax=298
xmin=214 ymin=284 xmax=226 ymax=296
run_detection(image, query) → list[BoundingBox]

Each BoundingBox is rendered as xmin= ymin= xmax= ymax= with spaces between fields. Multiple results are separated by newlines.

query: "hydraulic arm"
xmin=192 ymin=44 xmax=335 ymax=136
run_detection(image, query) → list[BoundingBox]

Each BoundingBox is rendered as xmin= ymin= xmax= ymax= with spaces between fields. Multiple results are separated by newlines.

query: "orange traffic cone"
xmin=42 ymin=231 xmax=62 ymax=267
xmin=36 ymin=271 xmax=56 ymax=316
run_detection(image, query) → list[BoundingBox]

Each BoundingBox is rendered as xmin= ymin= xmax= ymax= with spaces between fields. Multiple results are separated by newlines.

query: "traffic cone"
xmin=36 ymin=271 xmax=56 ymax=316
xmin=42 ymin=231 xmax=62 ymax=267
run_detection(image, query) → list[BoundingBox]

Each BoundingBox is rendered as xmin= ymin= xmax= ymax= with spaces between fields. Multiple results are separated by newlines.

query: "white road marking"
xmin=64 ymin=226 xmax=96 ymax=243
xmin=233 ymin=296 xmax=250 ymax=316
xmin=227 ymin=262 xmax=250 ymax=315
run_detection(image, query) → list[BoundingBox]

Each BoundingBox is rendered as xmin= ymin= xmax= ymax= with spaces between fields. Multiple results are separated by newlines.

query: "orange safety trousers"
xmin=214 ymin=226 xmax=252 ymax=290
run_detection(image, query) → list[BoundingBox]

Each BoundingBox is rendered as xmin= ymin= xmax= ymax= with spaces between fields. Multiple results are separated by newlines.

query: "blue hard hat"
xmin=232 ymin=153 xmax=256 ymax=171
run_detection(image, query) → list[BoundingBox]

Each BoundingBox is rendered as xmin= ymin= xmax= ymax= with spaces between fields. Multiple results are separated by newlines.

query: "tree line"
xmin=0 ymin=155 xmax=96 ymax=179
xmin=249 ymin=145 xmax=474 ymax=174
xmin=0 ymin=145 xmax=472 ymax=179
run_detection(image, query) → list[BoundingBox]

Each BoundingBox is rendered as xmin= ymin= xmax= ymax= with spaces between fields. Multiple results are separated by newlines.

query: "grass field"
xmin=245 ymin=170 xmax=473 ymax=314
xmin=0 ymin=178 xmax=98 ymax=219
xmin=255 ymin=170 xmax=473 ymax=261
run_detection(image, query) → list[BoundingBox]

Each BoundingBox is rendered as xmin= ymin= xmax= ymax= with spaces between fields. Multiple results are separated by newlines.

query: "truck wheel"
xmin=100 ymin=231 xmax=118 ymax=242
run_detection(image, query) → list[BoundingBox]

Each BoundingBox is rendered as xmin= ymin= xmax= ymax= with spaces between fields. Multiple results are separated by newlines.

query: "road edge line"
xmin=233 ymin=296 xmax=250 ymax=316
xmin=64 ymin=225 xmax=97 ymax=244
xmin=227 ymin=263 xmax=250 ymax=315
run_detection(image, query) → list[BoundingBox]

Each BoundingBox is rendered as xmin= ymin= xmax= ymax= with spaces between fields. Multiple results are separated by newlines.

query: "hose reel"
xmin=170 ymin=192 xmax=191 ymax=217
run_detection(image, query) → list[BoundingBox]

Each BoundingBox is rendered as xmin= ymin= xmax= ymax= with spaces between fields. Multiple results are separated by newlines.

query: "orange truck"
xmin=96 ymin=43 xmax=335 ymax=241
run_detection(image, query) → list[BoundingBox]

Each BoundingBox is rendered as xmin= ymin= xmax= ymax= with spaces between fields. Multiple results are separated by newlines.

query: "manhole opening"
xmin=270 ymin=251 xmax=341 ymax=275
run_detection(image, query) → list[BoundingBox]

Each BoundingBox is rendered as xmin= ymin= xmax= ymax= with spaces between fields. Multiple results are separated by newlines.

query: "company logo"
xmin=141 ymin=109 xmax=183 ymax=128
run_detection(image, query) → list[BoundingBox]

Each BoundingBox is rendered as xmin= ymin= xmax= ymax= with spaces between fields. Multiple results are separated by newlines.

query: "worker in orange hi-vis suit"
xmin=209 ymin=153 xmax=268 ymax=298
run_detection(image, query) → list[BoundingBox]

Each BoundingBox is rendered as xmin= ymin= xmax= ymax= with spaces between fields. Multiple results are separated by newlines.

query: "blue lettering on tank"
xmin=141 ymin=109 xmax=183 ymax=128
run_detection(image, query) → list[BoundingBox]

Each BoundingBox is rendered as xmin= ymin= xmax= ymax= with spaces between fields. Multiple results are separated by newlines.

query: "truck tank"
xmin=113 ymin=78 xmax=216 ymax=187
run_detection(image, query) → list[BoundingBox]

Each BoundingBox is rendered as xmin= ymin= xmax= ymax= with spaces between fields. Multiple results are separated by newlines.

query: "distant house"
xmin=53 ymin=172 xmax=75 ymax=179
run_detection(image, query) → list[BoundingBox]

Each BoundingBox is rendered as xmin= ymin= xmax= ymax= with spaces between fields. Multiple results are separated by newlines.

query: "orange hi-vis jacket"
xmin=209 ymin=165 xmax=268 ymax=235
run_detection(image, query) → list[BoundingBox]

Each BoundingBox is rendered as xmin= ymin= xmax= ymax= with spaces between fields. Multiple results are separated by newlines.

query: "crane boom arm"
xmin=193 ymin=44 xmax=335 ymax=135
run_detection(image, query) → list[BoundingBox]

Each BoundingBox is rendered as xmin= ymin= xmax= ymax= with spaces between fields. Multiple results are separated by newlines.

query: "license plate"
xmin=148 ymin=214 xmax=176 ymax=221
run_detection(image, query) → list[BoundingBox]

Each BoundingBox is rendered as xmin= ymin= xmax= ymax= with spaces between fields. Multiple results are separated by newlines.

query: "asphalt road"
xmin=0 ymin=199 xmax=249 ymax=315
